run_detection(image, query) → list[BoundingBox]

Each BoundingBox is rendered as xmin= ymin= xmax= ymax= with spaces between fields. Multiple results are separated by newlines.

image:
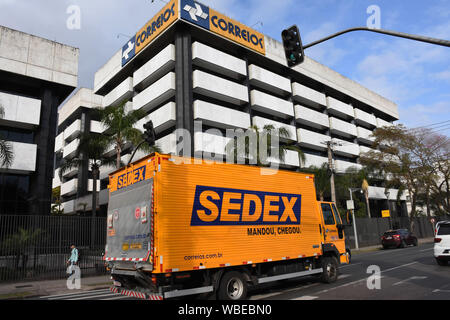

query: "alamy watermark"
xmin=366 ymin=5 xmax=381 ymax=29
xmin=66 ymin=264 xmax=81 ymax=289
xmin=366 ymin=265 xmax=381 ymax=290
xmin=168 ymin=121 xmax=283 ymax=175
xmin=66 ymin=4 xmax=81 ymax=30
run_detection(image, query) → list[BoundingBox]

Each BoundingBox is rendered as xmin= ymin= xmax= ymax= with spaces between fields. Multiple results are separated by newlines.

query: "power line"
xmin=407 ymin=120 xmax=450 ymax=132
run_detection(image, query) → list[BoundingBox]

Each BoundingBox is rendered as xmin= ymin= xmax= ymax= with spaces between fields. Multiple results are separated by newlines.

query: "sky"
xmin=0 ymin=0 xmax=449 ymax=134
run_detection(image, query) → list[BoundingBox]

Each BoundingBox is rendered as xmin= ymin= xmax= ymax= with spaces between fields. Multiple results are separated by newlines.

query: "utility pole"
xmin=327 ymin=141 xmax=336 ymax=203
xmin=348 ymin=188 xmax=360 ymax=250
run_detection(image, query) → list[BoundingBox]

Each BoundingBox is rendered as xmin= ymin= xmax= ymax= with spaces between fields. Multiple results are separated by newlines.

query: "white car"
xmin=434 ymin=221 xmax=450 ymax=266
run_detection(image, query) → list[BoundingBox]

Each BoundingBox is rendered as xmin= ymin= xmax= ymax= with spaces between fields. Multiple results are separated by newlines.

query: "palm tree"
xmin=0 ymin=105 xmax=14 ymax=168
xmin=361 ymin=178 xmax=371 ymax=218
xmin=307 ymin=163 xmax=330 ymax=201
xmin=225 ymin=124 xmax=305 ymax=167
xmin=96 ymin=100 xmax=161 ymax=169
xmin=59 ymin=133 xmax=116 ymax=218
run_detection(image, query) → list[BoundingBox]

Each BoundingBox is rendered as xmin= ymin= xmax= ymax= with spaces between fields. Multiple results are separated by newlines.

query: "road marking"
xmin=41 ymin=288 xmax=110 ymax=299
xmin=101 ymin=295 xmax=133 ymax=300
xmin=291 ymin=296 xmax=318 ymax=300
xmin=340 ymin=262 xmax=362 ymax=268
xmin=392 ymin=276 xmax=427 ymax=286
xmin=432 ymin=289 xmax=450 ymax=293
xmin=69 ymin=293 xmax=117 ymax=300
xmin=313 ymin=262 xmax=417 ymax=295
xmin=339 ymin=274 xmax=351 ymax=279
xmin=419 ymin=248 xmax=433 ymax=252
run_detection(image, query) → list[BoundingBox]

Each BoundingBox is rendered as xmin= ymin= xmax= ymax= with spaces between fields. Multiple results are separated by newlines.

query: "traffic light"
xmin=281 ymin=25 xmax=304 ymax=67
xmin=142 ymin=120 xmax=156 ymax=146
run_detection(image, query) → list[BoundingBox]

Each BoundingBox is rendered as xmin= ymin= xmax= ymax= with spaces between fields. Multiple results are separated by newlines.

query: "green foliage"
xmin=225 ymin=124 xmax=305 ymax=167
xmin=0 ymin=105 xmax=14 ymax=168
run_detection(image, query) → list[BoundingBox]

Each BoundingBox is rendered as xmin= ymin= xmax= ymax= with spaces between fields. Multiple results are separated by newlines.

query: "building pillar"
xmin=175 ymin=26 xmax=194 ymax=157
xmin=29 ymin=88 xmax=59 ymax=215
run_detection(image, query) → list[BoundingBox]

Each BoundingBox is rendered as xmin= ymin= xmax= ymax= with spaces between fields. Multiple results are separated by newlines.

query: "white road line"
xmin=339 ymin=274 xmax=351 ymax=279
xmin=291 ymin=296 xmax=318 ymax=300
xmin=69 ymin=293 xmax=117 ymax=300
xmin=432 ymin=289 xmax=450 ymax=293
xmin=250 ymin=292 xmax=283 ymax=300
xmin=42 ymin=288 xmax=111 ymax=299
xmin=101 ymin=295 xmax=133 ymax=300
xmin=419 ymin=248 xmax=434 ymax=252
xmin=313 ymin=262 xmax=418 ymax=295
xmin=340 ymin=262 xmax=362 ymax=268
xmin=392 ymin=276 xmax=427 ymax=286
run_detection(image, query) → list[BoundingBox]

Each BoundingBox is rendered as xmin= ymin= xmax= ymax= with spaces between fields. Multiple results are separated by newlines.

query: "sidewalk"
xmin=0 ymin=237 xmax=436 ymax=300
xmin=0 ymin=274 xmax=112 ymax=300
xmin=351 ymin=236 xmax=435 ymax=255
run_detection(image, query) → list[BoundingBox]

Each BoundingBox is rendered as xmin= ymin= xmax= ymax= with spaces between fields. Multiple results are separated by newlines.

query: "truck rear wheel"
xmin=320 ymin=256 xmax=339 ymax=283
xmin=218 ymin=271 xmax=248 ymax=300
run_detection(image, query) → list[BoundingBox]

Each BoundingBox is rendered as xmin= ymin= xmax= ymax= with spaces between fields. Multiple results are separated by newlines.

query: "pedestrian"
xmin=67 ymin=244 xmax=79 ymax=266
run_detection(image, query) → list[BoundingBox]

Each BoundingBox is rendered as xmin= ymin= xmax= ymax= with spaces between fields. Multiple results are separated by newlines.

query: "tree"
xmin=225 ymin=124 xmax=305 ymax=167
xmin=59 ymin=133 xmax=116 ymax=218
xmin=51 ymin=186 xmax=64 ymax=215
xmin=2 ymin=228 xmax=44 ymax=270
xmin=359 ymin=124 xmax=449 ymax=230
xmin=96 ymin=101 xmax=161 ymax=169
xmin=305 ymin=163 xmax=330 ymax=201
xmin=0 ymin=105 xmax=14 ymax=168
xmin=361 ymin=178 xmax=371 ymax=218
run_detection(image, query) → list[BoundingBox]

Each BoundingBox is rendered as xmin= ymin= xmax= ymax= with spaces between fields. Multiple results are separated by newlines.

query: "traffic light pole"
xmin=303 ymin=27 xmax=450 ymax=49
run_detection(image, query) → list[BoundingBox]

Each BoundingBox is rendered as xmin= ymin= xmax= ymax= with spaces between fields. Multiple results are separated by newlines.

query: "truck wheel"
xmin=320 ymin=256 xmax=339 ymax=283
xmin=218 ymin=271 xmax=248 ymax=300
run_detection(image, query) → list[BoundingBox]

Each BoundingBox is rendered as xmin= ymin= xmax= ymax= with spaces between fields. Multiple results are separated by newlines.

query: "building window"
xmin=0 ymin=174 xmax=30 ymax=215
xmin=0 ymin=128 xmax=34 ymax=144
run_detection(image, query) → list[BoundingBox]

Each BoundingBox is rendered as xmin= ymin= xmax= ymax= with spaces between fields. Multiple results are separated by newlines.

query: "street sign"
xmin=346 ymin=200 xmax=354 ymax=210
xmin=382 ymin=210 xmax=390 ymax=218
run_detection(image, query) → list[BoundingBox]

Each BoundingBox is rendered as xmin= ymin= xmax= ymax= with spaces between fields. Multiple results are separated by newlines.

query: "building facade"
xmin=55 ymin=0 xmax=407 ymax=217
xmin=0 ymin=26 xmax=78 ymax=215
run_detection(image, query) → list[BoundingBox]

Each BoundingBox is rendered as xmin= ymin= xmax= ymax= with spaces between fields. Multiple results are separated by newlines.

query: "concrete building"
xmin=52 ymin=88 xmax=103 ymax=214
xmin=55 ymin=0 xmax=407 ymax=217
xmin=0 ymin=26 xmax=78 ymax=215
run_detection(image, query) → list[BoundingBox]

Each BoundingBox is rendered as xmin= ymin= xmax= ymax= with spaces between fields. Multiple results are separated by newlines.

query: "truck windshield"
xmin=331 ymin=204 xmax=342 ymax=224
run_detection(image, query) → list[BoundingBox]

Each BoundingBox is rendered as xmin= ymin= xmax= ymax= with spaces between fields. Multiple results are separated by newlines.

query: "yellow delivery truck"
xmin=105 ymin=153 xmax=350 ymax=300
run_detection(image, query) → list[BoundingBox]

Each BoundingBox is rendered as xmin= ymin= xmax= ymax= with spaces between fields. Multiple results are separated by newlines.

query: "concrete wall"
xmin=0 ymin=26 xmax=78 ymax=88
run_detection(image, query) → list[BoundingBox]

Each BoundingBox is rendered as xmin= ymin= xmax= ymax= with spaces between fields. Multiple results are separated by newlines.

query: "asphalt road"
xmin=36 ymin=242 xmax=449 ymax=301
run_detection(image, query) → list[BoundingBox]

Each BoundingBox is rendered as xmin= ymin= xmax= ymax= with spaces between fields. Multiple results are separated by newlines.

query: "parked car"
xmin=434 ymin=221 xmax=450 ymax=266
xmin=381 ymin=229 xmax=418 ymax=249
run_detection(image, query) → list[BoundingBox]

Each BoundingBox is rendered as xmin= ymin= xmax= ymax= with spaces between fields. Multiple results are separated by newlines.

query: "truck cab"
xmin=318 ymin=202 xmax=350 ymax=265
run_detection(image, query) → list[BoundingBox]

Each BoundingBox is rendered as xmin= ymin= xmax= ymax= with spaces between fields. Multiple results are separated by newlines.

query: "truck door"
xmin=105 ymin=178 xmax=154 ymax=270
xmin=320 ymin=203 xmax=338 ymax=243
xmin=320 ymin=202 xmax=348 ymax=263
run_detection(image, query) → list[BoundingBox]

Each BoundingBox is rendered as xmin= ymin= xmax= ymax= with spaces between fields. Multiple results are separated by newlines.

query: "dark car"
xmin=381 ymin=229 xmax=418 ymax=249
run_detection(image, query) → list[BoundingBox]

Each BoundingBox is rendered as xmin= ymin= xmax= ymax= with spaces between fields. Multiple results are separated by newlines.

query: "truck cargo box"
xmin=105 ymin=153 xmax=324 ymax=274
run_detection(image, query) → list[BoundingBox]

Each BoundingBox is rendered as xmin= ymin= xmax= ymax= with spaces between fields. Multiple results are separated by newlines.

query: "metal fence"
xmin=344 ymin=216 xmax=445 ymax=249
xmin=0 ymin=215 xmax=107 ymax=283
xmin=0 ymin=214 xmax=446 ymax=283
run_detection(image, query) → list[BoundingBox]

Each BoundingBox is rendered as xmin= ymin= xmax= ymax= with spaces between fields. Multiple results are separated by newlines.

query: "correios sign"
xmin=121 ymin=0 xmax=266 ymax=67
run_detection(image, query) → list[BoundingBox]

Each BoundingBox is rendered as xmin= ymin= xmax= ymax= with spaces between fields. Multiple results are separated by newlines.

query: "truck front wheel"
xmin=218 ymin=271 xmax=248 ymax=300
xmin=320 ymin=256 xmax=339 ymax=283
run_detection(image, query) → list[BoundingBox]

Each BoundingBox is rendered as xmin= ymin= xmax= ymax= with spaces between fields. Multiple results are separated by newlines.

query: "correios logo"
xmin=181 ymin=0 xmax=210 ymax=30
xmin=191 ymin=186 xmax=302 ymax=226
xmin=183 ymin=2 xmax=208 ymax=22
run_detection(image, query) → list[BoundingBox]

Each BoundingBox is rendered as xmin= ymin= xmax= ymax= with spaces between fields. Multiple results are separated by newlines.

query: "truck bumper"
xmin=110 ymin=286 xmax=164 ymax=300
